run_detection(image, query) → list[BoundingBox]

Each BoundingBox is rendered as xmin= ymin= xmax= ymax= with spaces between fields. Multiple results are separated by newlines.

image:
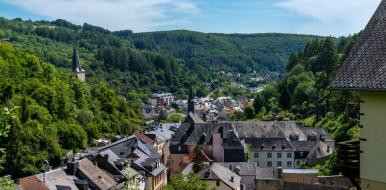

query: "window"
xmin=216 ymin=180 xmax=220 ymax=186
xmin=254 ymin=153 xmax=259 ymax=158
xmin=297 ymin=160 xmax=301 ymax=166
xmin=287 ymin=161 xmax=292 ymax=167
xmin=256 ymin=161 xmax=259 ymax=167
xmin=277 ymin=153 xmax=282 ymax=158
xmin=267 ymin=153 xmax=272 ymax=158
xmin=178 ymin=146 xmax=182 ymax=151
xmin=267 ymin=161 xmax=272 ymax=167
xmin=277 ymin=161 xmax=282 ymax=167
xmin=287 ymin=153 xmax=292 ymax=158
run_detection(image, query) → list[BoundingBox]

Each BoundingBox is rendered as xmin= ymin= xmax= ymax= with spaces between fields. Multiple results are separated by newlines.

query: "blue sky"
xmin=0 ymin=0 xmax=381 ymax=36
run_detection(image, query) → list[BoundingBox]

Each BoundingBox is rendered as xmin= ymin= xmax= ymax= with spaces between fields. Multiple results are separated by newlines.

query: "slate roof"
xmin=18 ymin=176 xmax=49 ymax=190
xmin=35 ymin=168 xmax=79 ymax=190
xmin=217 ymin=162 xmax=259 ymax=176
xmin=245 ymin=138 xmax=294 ymax=151
xmin=198 ymin=163 xmax=242 ymax=190
xmin=78 ymin=158 xmax=117 ymax=190
xmin=330 ymin=0 xmax=386 ymax=90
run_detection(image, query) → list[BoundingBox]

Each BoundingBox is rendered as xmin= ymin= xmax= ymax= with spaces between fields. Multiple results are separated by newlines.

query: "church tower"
xmin=72 ymin=48 xmax=86 ymax=82
xmin=188 ymin=84 xmax=195 ymax=114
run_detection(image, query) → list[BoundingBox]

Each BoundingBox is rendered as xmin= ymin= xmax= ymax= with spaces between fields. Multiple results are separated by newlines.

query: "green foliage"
xmin=316 ymin=113 xmax=360 ymax=142
xmin=192 ymin=146 xmax=204 ymax=173
xmin=254 ymin=36 xmax=360 ymax=120
xmin=0 ymin=17 xmax=318 ymax=98
xmin=0 ymin=176 xmax=14 ymax=190
xmin=165 ymin=173 xmax=214 ymax=190
xmin=244 ymin=106 xmax=255 ymax=120
xmin=0 ymin=43 xmax=143 ymax=177
xmin=168 ymin=113 xmax=182 ymax=123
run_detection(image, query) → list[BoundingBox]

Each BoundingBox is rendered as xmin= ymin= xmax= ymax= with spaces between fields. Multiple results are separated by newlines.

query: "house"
xmin=96 ymin=136 xmax=167 ymax=190
xmin=330 ymin=0 xmax=386 ymax=189
xmin=217 ymin=162 xmax=274 ymax=190
xmin=17 ymin=158 xmax=118 ymax=190
xmin=149 ymin=93 xmax=175 ymax=107
xmin=247 ymin=138 xmax=295 ymax=168
xmin=197 ymin=162 xmax=242 ymax=190
xmin=72 ymin=48 xmax=86 ymax=82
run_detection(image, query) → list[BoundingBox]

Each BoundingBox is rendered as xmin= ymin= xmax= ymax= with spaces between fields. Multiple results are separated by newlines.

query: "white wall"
xmin=250 ymin=150 xmax=295 ymax=168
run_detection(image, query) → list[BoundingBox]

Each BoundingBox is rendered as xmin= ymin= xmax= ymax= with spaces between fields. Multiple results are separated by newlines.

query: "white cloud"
xmin=276 ymin=0 xmax=381 ymax=36
xmin=5 ymin=0 xmax=199 ymax=32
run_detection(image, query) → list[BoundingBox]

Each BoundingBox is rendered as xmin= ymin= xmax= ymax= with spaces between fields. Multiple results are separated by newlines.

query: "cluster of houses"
xmin=14 ymin=105 xmax=354 ymax=190
xmin=143 ymin=91 xmax=254 ymax=122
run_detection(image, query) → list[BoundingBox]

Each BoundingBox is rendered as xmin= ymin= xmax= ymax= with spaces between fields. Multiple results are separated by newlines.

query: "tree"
xmin=192 ymin=146 xmax=204 ymax=173
xmin=0 ymin=107 xmax=16 ymax=190
xmin=244 ymin=106 xmax=255 ymax=120
xmin=165 ymin=174 xmax=214 ymax=190
xmin=158 ymin=109 xmax=168 ymax=122
xmin=168 ymin=113 xmax=182 ymax=123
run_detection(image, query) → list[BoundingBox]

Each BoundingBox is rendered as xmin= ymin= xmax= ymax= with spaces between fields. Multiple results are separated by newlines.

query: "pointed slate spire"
xmin=72 ymin=47 xmax=86 ymax=82
xmin=188 ymin=84 xmax=195 ymax=114
xmin=72 ymin=48 xmax=83 ymax=72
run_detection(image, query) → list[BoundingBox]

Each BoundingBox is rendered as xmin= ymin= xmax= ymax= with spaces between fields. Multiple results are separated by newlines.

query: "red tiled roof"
xmin=134 ymin=132 xmax=155 ymax=144
xmin=18 ymin=176 xmax=49 ymax=190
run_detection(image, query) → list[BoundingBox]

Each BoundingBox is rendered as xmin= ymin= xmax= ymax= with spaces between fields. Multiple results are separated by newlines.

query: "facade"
xmin=149 ymin=93 xmax=175 ymax=107
xmin=247 ymin=138 xmax=295 ymax=168
xmin=330 ymin=1 xmax=386 ymax=189
xmin=72 ymin=48 xmax=86 ymax=82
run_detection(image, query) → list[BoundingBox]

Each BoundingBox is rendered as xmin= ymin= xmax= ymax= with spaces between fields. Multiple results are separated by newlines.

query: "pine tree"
xmin=192 ymin=146 xmax=204 ymax=173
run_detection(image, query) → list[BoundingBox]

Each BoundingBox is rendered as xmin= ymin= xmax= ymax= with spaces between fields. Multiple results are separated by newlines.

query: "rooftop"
xmin=330 ymin=0 xmax=386 ymax=91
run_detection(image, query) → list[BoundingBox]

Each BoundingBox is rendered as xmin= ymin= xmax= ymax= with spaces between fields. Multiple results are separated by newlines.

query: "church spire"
xmin=72 ymin=47 xmax=86 ymax=82
xmin=72 ymin=47 xmax=82 ymax=72
xmin=188 ymin=84 xmax=194 ymax=114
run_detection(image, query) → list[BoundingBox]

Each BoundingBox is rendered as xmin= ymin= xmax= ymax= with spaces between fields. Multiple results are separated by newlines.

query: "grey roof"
xmin=36 ymin=168 xmax=79 ymax=190
xmin=217 ymin=162 xmax=259 ymax=176
xmin=245 ymin=138 xmax=294 ymax=151
xmin=198 ymin=163 xmax=241 ymax=190
xmin=78 ymin=159 xmax=117 ymax=190
xmin=330 ymin=0 xmax=386 ymax=91
xmin=289 ymin=141 xmax=318 ymax=152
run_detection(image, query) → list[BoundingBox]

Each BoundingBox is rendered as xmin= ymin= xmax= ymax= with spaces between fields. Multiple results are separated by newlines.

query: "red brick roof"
xmin=18 ymin=176 xmax=49 ymax=190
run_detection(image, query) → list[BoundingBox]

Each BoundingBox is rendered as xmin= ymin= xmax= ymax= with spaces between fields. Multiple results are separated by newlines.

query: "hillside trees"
xmin=0 ymin=43 xmax=143 ymax=177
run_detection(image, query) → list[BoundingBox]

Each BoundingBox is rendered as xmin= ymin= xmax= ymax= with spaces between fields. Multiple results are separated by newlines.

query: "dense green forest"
xmin=129 ymin=31 xmax=318 ymax=75
xmin=0 ymin=43 xmax=143 ymax=178
xmin=0 ymin=17 xmax=318 ymax=98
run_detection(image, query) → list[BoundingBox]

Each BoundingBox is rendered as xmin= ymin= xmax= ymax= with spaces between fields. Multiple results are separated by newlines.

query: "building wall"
xmin=250 ymin=150 xmax=295 ymax=168
xmin=145 ymin=170 xmax=167 ymax=190
xmin=360 ymin=91 xmax=386 ymax=189
xmin=282 ymin=173 xmax=318 ymax=185
xmin=255 ymin=179 xmax=283 ymax=190
xmin=204 ymin=180 xmax=237 ymax=190
xmin=76 ymin=72 xmax=85 ymax=82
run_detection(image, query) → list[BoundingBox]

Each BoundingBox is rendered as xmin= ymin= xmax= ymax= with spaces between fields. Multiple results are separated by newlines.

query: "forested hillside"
xmin=0 ymin=43 xmax=143 ymax=177
xmin=129 ymin=31 xmax=318 ymax=75
xmin=0 ymin=17 xmax=318 ymax=97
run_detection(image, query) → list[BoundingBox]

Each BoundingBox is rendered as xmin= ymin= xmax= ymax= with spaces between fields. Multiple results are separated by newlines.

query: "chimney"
xmin=230 ymin=176 xmax=234 ymax=182
xmin=67 ymin=162 xmax=79 ymax=176
xmin=327 ymin=146 xmax=330 ymax=153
